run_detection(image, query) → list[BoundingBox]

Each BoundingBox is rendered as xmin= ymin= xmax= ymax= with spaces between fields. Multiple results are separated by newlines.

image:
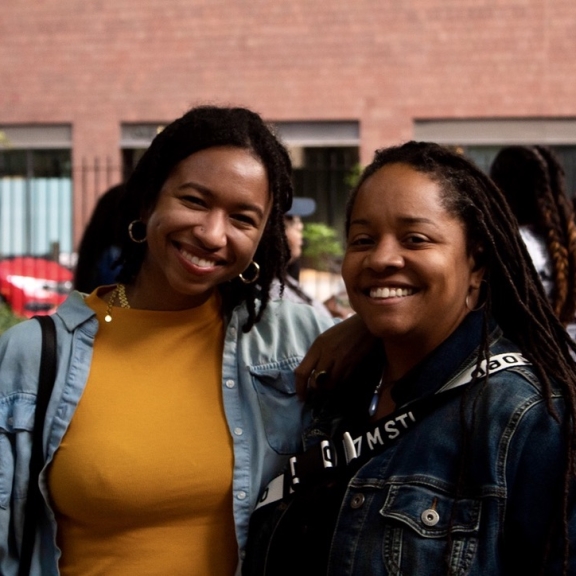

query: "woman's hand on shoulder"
xmin=295 ymin=313 xmax=377 ymax=399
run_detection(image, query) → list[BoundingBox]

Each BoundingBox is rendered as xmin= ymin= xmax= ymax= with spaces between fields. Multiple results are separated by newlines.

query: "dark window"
xmin=293 ymin=146 xmax=359 ymax=241
xmin=0 ymin=149 xmax=71 ymax=178
xmin=121 ymin=148 xmax=147 ymax=181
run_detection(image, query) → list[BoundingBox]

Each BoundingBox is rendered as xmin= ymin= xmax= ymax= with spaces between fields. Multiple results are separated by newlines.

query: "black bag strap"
xmin=18 ymin=315 xmax=57 ymax=576
xmin=256 ymin=351 xmax=531 ymax=511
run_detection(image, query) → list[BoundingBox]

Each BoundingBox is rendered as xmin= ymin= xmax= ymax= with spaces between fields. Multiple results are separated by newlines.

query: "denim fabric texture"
xmin=245 ymin=312 xmax=575 ymax=576
xmin=0 ymin=290 xmax=334 ymax=576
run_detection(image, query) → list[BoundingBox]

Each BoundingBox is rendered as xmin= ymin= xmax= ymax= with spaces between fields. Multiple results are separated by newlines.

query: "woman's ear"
xmin=468 ymin=246 xmax=486 ymax=290
xmin=470 ymin=270 xmax=485 ymax=291
xmin=471 ymin=245 xmax=486 ymax=272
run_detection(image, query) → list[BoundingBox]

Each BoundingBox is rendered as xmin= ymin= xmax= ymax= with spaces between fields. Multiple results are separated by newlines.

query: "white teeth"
xmin=191 ymin=256 xmax=215 ymax=268
xmin=370 ymin=287 xmax=414 ymax=299
xmin=181 ymin=249 xmax=216 ymax=268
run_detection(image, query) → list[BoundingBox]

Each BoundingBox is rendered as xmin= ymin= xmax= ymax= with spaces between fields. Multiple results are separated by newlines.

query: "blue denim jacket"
xmin=245 ymin=312 xmax=575 ymax=576
xmin=0 ymin=291 xmax=334 ymax=576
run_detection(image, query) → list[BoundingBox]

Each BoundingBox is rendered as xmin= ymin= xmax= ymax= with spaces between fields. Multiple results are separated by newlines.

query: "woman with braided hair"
xmin=490 ymin=145 xmax=576 ymax=327
xmin=244 ymin=141 xmax=576 ymax=576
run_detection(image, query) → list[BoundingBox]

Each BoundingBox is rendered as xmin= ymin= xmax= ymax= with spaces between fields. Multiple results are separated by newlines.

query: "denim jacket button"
xmin=350 ymin=494 xmax=365 ymax=509
xmin=421 ymin=508 xmax=440 ymax=526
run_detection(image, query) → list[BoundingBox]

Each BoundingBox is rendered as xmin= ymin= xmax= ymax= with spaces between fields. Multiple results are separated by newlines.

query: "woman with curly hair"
xmin=0 ymin=105 xmax=353 ymax=575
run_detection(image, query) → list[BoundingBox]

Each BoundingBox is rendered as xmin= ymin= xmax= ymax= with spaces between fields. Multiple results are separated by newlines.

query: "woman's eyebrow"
xmin=177 ymin=181 xmax=266 ymax=219
xmin=349 ymin=215 xmax=437 ymax=227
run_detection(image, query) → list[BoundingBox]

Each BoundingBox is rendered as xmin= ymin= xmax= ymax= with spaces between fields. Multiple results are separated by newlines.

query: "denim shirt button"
xmin=350 ymin=494 xmax=365 ymax=509
xmin=421 ymin=508 xmax=440 ymax=526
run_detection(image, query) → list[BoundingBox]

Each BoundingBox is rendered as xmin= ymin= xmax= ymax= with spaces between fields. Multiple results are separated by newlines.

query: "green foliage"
xmin=344 ymin=163 xmax=363 ymax=189
xmin=302 ymin=223 xmax=344 ymax=271
xmin=0 ymin=303 xmax=24 ymax=335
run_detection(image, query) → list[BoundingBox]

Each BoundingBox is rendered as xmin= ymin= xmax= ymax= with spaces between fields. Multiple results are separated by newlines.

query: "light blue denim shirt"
xmin=0 ymin=290 xmax=334 ymax=576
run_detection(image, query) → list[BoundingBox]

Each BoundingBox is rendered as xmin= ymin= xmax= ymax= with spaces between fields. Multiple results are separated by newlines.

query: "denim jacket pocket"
xmin=379 ymin=481 xmax=481 ymax=576
xmin=0 ymin=393 xmax=35 ymax=507
xmin=250 ymin=359 xmax=307 ymax=455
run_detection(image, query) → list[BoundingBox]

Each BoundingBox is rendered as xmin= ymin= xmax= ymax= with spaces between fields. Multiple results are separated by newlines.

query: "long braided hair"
xmin=115 ymin=105 xmax=293 ymax=331
xmin=346 ymin=141 xmax=576 ymax=574
xmin=490 ymin=145 xmax=576 ymax=325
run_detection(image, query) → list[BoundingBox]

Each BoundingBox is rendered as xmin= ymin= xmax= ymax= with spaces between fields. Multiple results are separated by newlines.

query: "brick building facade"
xmin=2 ymin=0 xmax=576 ymax=251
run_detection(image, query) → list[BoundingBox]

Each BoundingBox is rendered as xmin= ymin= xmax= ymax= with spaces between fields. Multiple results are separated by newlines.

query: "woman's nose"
xmin=366 ymin=238 xmax=404 ymax=270
xmin=195 ymin=212 xmax=227 ymax=248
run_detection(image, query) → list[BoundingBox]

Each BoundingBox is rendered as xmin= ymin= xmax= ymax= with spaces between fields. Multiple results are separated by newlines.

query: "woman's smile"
xmin=173 ymin=241 xmax=223 ymax=270
xmin=368 ymin=286 xmax=416 ymax=299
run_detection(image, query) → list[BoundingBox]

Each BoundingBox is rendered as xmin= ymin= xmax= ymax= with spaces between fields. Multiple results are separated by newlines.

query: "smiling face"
xmin=342 ymin=162 xmax=484 ymax=362
xmin=132 ymin=146 xmax=271 ymax=310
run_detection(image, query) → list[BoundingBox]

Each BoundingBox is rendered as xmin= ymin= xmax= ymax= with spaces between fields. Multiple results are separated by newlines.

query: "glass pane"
xmin=292 ymin=146 xmax=359 ymax=242
xmin=0 ymin=150 xmax=27 ymax=177
xmin=0 ymin=177 xmax=72 ymax=256
xmin=32 ymin=150 xmax=71 ymax=177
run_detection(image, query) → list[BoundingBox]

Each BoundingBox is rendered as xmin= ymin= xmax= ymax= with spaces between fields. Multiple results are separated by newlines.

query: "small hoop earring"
xmin=128 ymin=220 xmax=147 ymax=243
xmin=239 ymin=261 xmax=260 ymax=284
xmin=465 ymin=280 xmax=488 ymax=312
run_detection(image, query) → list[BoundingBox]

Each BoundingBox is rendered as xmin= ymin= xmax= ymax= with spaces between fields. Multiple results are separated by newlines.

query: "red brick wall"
xmin=2 ymin=0 xmax=576 ymax=237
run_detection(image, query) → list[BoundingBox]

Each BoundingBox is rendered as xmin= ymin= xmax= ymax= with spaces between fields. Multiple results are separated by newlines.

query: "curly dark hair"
xmin=346 ymin=141 xmax=576 ymax=575
xmin=115 ymin=105 xmax=293 ymax=331
xmin=490 ymin=145 xmax=576 ymax=324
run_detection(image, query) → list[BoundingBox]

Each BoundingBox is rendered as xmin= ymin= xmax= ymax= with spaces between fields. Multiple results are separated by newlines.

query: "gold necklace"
xmin=104 ymin=283 xmax=130 ymax=322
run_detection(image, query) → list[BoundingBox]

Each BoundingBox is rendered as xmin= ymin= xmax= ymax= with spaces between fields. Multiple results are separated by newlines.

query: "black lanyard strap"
xmin=340 ymin=385 xmax=462 ymax=467
xmin=256 ymin=351 xmax=530 ymax=511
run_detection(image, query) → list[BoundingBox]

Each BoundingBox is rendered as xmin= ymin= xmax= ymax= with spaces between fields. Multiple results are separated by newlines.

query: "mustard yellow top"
xmin=49 ymin=289 xmax=237 ymax=575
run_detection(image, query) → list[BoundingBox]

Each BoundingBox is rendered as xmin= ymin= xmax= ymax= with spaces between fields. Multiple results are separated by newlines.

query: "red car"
xmin=0 ymin=256 xmax=73 ymax=317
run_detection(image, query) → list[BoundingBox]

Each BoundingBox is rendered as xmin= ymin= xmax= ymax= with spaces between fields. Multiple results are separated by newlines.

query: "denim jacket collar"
xmin=55 ymin=290 xmax=97 ymax=331
xmin=390 ymin=310 xmax=501 ymax=408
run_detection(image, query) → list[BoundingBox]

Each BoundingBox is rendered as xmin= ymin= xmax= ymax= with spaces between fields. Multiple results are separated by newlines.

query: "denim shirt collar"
xmin=390 ymin=310 xmax=500 ymax=408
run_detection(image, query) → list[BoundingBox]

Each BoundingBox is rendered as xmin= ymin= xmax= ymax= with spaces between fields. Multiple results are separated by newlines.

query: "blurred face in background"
xmin=284 ymin=215 xmax=304 ymax=264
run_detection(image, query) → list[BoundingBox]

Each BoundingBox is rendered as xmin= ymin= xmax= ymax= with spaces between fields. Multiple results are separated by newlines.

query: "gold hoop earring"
xmin=128 ymin=220 xmax=147 ymax=243
xmin=465 ymin=280 xmax=488 ymax=312
xmin=239 ymin=261 xmax=260 ymax=284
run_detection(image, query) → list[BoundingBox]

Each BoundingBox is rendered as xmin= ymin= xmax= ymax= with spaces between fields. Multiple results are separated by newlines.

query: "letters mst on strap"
xmin=256 ymin=352 xmax=530 ymax=510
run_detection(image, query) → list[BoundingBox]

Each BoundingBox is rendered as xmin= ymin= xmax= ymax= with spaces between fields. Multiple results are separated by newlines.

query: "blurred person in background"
xmin=73 ymin=184 xmax=124 ymax=293
xmin=272 ymin=196 xmax=353 ymax=318
xmin=270 ymin=196 xmax=332 ymax=318
xmin=490 ymin=145 xmax=576 ymax=334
